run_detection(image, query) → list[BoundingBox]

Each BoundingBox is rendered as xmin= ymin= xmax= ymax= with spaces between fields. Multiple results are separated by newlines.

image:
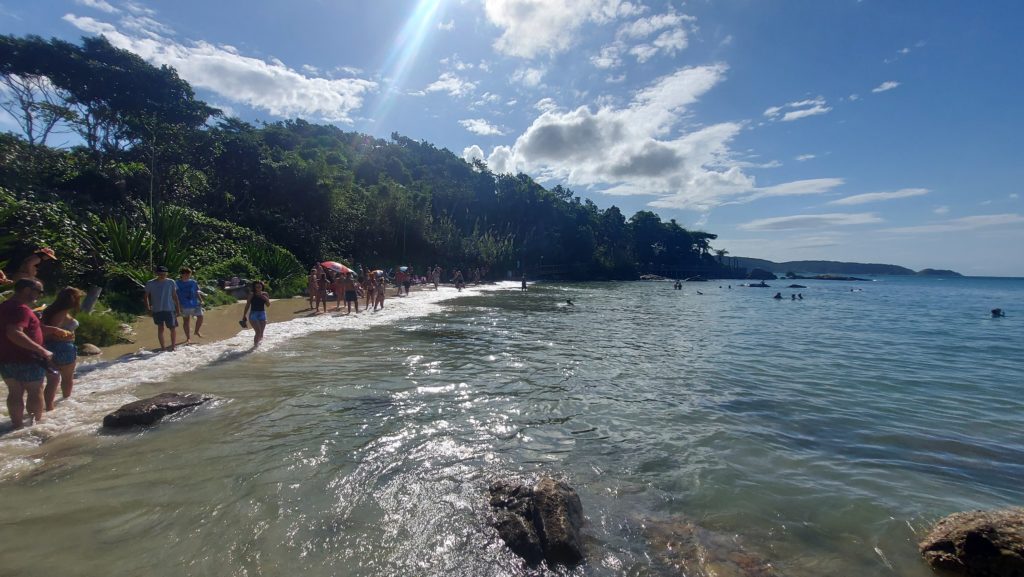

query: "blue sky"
xmin=3 ymin=0 xmax=1022 ymax=275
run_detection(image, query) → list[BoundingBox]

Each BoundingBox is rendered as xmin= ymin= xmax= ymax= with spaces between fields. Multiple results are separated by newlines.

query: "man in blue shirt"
xmin=176 ymin=267 xmax=205 ymax=343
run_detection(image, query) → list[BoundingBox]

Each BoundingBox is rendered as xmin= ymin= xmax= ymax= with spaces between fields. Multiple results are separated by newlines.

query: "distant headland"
xmin=732 ymin=258 xmax=963 ymax=277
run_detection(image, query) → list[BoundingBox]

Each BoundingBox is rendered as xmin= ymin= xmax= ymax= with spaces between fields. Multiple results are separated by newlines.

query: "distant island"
xmin=733 ymin=258 xmax=962 ymax=277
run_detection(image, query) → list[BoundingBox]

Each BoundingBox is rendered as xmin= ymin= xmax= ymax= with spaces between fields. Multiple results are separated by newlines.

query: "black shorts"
xmin=345 ymin=290 xmax=358 ymax=302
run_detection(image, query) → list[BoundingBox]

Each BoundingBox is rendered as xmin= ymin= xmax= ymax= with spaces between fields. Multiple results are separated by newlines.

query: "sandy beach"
xmin=99 ymin=295 xmax=377 ymax=359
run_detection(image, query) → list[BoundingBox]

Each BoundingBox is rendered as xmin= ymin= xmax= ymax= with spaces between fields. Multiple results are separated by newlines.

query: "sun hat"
xmin=34 ymin=247 xmax=57 ymax=261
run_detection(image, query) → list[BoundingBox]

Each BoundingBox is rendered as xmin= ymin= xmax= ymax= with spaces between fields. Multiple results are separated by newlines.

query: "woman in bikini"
xmin=363 ymin=271 xmax=375 ymax=310
xmin=241 ymin=280 xmax=271 ymax=347
xmin=41 ymin=286 xmax=83 ymax=410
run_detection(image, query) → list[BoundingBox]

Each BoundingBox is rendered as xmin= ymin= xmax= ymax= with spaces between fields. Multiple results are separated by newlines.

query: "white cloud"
xmin=618 ymin=11 xmax=690 ymax=38
xmin=534 ymin=97 xmax=559 ymax=112
xmin=425 ymin=72 xmax=476 ymax=97
xmin=848 ymin=93 xmax=860 ymax=101
xmin=512 ymin=67 xmax=546 ymax=87
xmin=764 ymin=97 xmax=831 ymax=122
xmin=885 ymin=214 xmax=1024 ymax=234
xmin=795 ymin=154 xmax=816 ymax=162
xmin=483 ymin=0 xmax=643 ymax=58
xmin=487 ymin=145 xmax=516 ymax=174
xmin=602 ymin=10 xmax=692 ymax=66
xmin=591 ymin=42 xmax=624 ymax=69
xmin=301 ymin=64 xmax=320 ymax=75
xmin=63 ymin=14 xmax=376 ymax=122
xmin=75 ymin=0 xmax=118 ymax=13
xmin=738 ymin=212 xmax=883 ymax=231
xmin=933 ymin=205 xmax=950 ymax=215
xmin=828 ymin=188 xmax=929 ymax=206
xmin=459 ymin=118 xmax=506 ymax=136
xmin=1010 ymin=193 xmax=1019 ymax=199
xmin=872 ymin=80 xmax=900 ymax=93
xmin=462 ymin=144 xmax=485 ymax=164
xmin=500 ymin=64 xmax=845 ymax=210
xmin=438 ymin=19 xmax=454 ymax=31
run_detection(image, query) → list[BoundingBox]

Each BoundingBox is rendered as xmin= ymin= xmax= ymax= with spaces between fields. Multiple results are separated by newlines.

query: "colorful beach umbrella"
xmin=399 ymin=266 xmax=409 ymax=272
xmin=321 ymin=261 xmax=353 ymax=274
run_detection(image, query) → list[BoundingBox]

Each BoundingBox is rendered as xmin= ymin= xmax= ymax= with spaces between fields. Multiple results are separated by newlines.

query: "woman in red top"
xmin=0 ymin=278 xmax=54 ymax=429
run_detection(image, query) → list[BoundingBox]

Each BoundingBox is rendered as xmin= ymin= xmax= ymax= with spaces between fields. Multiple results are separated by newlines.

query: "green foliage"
xmin=75 ymin=310 xmax=129 ymax=347
xmin=199 ymin=285 xmax=238 ymax=307
xmin=199 ymin=257 xmax=258 ymax=283
xmin=243 ymin=243 xmax=304 ymax=285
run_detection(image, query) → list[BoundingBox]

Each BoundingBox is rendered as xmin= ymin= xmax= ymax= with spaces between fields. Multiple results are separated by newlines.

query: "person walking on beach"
xmin=176 ymin=268 xmax=205 ymax=342
xmin=242 ymin=280 xmax=271 ymax=347
xmin=307 ymin=266 xmax=319 ymax=310
xmin=144 ymin=265 xmax=182 ymax=352
xmin=315 ymin=270 xmax=329 ymax=314
xmin=394 ymin=268 xmax=408 ymax=296
xmin=402 ymin=267 xmax=413 ymax=296
xmin=41 ymin=286 xmax=82 ymax=410
xmin=362 ymin=272 xmax=375 ymax=310
xmin=521 ymin=274 xmax=527 ymax=291
xmin=0 ymin=278 xmax=54 ymax=429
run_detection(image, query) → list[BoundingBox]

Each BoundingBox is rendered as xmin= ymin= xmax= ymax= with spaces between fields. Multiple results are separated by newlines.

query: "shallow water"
xmin=1 ymin=277 xmax=1022 ymax=576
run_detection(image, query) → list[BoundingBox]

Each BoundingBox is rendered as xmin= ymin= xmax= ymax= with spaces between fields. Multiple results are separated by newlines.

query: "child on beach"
xmin=241 ymin=280 xmax=270 ymax=347
xmin=176 ymin=268 xmax=205 ymax=342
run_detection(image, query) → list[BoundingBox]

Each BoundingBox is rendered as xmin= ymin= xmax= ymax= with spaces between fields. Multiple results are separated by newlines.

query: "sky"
xmin=3 ymin=0 xmax=1022 ymax=276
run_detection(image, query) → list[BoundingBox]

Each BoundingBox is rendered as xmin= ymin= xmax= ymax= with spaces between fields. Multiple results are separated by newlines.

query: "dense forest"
xmin=1 ymin=34 xmax=741 ymax=309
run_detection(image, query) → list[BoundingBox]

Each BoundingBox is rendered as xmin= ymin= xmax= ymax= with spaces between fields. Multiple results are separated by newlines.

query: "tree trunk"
xmin=82 ymin=285 xmax=103 ymax=313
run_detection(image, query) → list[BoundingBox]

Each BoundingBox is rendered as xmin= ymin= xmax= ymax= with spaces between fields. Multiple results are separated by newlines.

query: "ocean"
xmin=0 ymin=276 xmax=1021 ymax=577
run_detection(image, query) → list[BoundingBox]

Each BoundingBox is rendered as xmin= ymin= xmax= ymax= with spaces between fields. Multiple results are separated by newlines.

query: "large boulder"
xmin=489 ymin=478 xmax=585 ymax=567
xmin=920 ymin=508 xmax=1024 ymax=577
xmin=103 ymin=392 xmax=214 ymax=428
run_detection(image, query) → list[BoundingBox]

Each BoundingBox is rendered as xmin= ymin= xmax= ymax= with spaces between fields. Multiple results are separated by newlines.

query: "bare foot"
xmin=194 ymin=332 xmax=203 ymax=338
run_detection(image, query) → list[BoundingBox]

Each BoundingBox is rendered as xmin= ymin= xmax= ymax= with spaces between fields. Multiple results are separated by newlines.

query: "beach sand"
xmin=97 ymin=286 xmax=430 ymax=359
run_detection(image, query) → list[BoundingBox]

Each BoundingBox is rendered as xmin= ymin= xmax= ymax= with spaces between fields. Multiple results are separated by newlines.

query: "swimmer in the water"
xmin=992 ymin=308 xmax=1005 ymax=317
xmin=566 ymin=299 xmax=574 ymax=306
xmin=773 ymin=292 xmax=783 ymax=299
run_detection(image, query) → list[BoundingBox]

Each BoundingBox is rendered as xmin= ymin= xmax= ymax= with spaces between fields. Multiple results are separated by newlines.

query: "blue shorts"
xmin=153 ymin=311 xmax=178 ymax=328
xmin=0 ymin=362 xmax=45 ymax=383
xmin=45 ymin=340 xmax=77 ymax=366
xmin=249 ymin=311 xmax=267 ymax=322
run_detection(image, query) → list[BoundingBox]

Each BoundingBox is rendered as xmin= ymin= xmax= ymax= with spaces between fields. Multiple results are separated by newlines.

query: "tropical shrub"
xmin=75 ymin=310 xmax=130 ymax=347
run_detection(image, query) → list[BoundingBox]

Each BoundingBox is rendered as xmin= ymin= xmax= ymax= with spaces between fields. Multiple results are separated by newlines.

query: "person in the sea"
xmin=798 ymin=293 xmax=804 ymax=300
xmin=0 ymin=278 xmax=54 ymax=429
xmin=791 ymin=293 xmax=796 ymax=300
xmin=12 ymin=247 xmax=57 ymax=281
xmin=373 ymin=271 xmax=386 ymax=311
xmin=566 ymin=299 xmax=574 ymax=306
xmin=362 ymin=271 xmax=375 ymax=310
xmin=773 ymin=292 xmax=783 ymax=299
xmin=339 ymin=272 xmax=360 ymax=314
xmin=307 ymin=266 xmax=319 ymax=310
xmin=176 ymin=268 xmax=205 ymax=343
xmin=454 ymin=269 xmax=465 ymax=291
xmin=41 ymin=286 xmax=83 ymax=410
xmin=991 ymin=308 xmax=1005 ymax=317
xmin=402 ymin=267 xmax=413 ymax=296
xmin=242 ymin=280 xmax=270 ymax=347
xmin=144 ymin=265 xmax=182 ymax=352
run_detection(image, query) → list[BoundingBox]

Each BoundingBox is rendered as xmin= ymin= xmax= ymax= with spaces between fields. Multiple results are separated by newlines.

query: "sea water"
xmin=0 ymin=277 xmax=1021 ymax=576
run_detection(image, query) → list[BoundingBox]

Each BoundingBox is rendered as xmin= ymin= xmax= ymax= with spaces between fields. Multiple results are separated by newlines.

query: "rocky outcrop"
xmin=489 ymin=478 xmax=585 ymax=567
xmin=920 ymin=508 xmax=1024 ymax=577
xmin=103 ymin=392 xmax=214 ymax=428
xmin=78 ymin=343 xmax=102 ymax=356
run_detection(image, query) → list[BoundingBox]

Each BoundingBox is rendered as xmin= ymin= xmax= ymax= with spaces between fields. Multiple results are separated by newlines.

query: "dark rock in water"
xmin=786 ymin=284 xmax=806 ymax=289
xmin=103 ymin=392 xmax=214 ymax=428
xmin=920 ymin=508 xmax=1024 ymax=577
xmin=489 ymin=478 xmax=585 ymax=567
xmin=78 ymin=343 xmax=102 ymax=356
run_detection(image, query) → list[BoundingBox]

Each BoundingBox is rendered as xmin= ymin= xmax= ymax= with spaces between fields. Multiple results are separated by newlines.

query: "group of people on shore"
xmin=0 ymin=248 xmax=81 ymax=429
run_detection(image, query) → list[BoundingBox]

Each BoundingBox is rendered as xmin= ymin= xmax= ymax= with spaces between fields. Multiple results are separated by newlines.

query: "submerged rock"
xmin=103 ymin=392 xmax=214 ymax=428
xmin=489 ymin=477 xmax=585 ymax=567
xmin=919 ymin=508 xmax=1024 ymax=577
xmin=642 ymin=516 xmax=782 ymax=577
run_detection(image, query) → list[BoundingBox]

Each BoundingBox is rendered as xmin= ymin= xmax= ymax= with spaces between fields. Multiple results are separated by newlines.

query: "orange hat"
xmin=34 ymin=247 xmax=57 ymax=261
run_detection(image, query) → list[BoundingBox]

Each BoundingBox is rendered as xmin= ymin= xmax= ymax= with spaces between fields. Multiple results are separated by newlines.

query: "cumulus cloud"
xmin=484 ymin=0 xmax=643 ymax=58
xmin=764 ymin=97 xmax=831 ymax=122
xmin=75 ymin=0 xmax=119 ymax=13
xmin=872 ymin=80 xmax=900 ymax=93
xmin=462 ymin=144 xmax=485 ymax=163
xmin=459 ymin=118 xmax=506 ymax=136
xmin=484 ymin=64 xmax=845 ymax=210
xmin=534 ymin=97 xmax=559 ymax=112
xmin=425 ymin=72 xmax=477 ymax=97
xmin=738 ymin=212 xmax=883 ymax=231
xmin=63 ymin=13 xmax=375 ymax=122
xmin=884 ymin=213 xmax=1024 ymax=234
xmin=487 ymin=145 xmax=516 ymax=174
xmin=828 ymin=188 xmax=929 ymax=205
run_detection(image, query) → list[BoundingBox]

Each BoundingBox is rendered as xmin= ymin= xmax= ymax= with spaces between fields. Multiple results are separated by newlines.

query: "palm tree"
xmin=714 ymin=249 xmax=729 ymax=264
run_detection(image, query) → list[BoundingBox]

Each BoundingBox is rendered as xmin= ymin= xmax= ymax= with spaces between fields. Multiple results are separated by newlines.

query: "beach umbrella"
xmin=322 ymin=261 xmax=353 ymax=274
xmin=371 ymin=269 xmax=384 ymax=277
xmin=399 ymin=266 xmax=409 ymax=272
